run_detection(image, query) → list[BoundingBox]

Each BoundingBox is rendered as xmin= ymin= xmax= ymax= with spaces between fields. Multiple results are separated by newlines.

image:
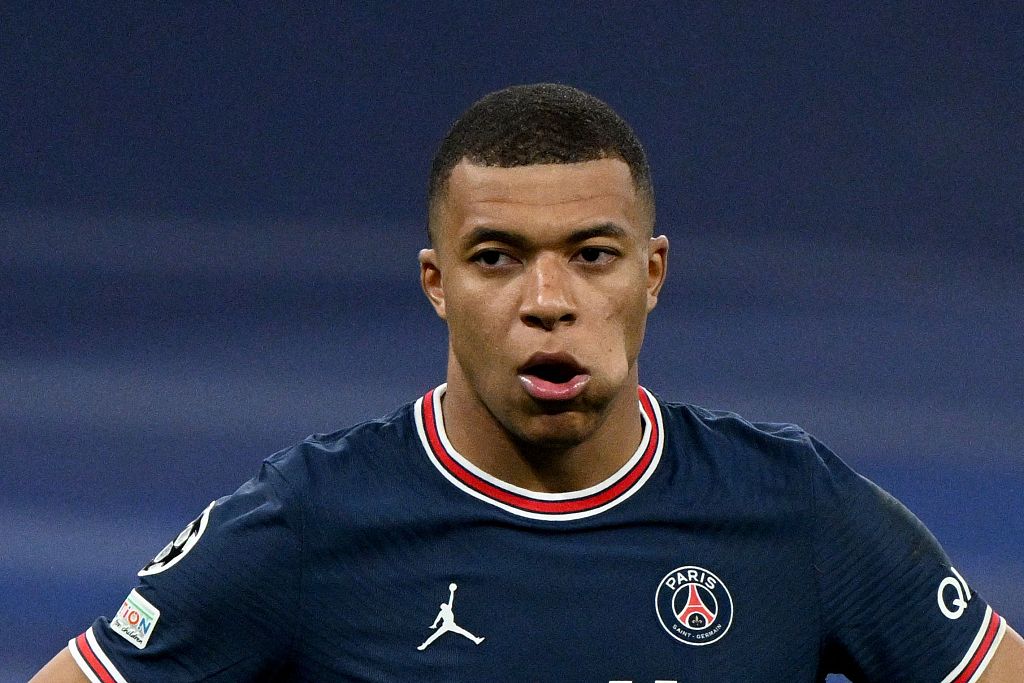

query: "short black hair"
xmin=427 ymin=83 xmax=654 ymax=243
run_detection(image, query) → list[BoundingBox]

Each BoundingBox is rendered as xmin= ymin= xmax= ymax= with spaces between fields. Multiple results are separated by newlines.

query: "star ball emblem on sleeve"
xmin=655 ymin=566 xmax=734 ymax=646
xmin=138 ymin=500 xmax=216 ymax=576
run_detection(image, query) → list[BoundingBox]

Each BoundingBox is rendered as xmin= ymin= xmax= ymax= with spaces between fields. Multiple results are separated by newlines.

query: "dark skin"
xmin=420 ymin=158 xmax=668 ymax=493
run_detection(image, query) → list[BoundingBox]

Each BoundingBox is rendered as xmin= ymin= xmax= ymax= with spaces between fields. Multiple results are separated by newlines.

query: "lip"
xmin=517 ymin=352 xmax=591 ymax=402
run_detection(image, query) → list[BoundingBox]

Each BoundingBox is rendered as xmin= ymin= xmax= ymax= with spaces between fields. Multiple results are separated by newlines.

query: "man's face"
xmin=420 ymin=158 xmax=668 ymax=448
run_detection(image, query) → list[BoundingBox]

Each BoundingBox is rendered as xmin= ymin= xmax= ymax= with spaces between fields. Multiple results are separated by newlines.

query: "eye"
xmin=471 ymin=249 xmax=516 ymax=267
xmin=575 ymin=247 xmax=616 ymax=265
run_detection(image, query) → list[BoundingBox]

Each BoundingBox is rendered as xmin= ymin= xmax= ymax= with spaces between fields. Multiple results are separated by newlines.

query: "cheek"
xmin=445 ymin=282 xmax=510 ymax=349
xmin=601 ymin=284 xmax=649 ymax=356
xmin=600 ymin=276 xmax=647 ymax=320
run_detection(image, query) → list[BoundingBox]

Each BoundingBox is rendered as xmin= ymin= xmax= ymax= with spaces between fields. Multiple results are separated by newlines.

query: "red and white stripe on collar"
xmin=941 ymin=606 xmax=1006 ymax=683
xmin=69 ymin=627 xmax=129 ymax=683
xmin=415 ymin=384 xmax=663 ymax=521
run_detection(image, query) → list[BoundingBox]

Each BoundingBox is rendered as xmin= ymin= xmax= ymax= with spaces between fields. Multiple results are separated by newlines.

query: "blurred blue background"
xmin=2 ymin=3 xmax=1021 ymax=681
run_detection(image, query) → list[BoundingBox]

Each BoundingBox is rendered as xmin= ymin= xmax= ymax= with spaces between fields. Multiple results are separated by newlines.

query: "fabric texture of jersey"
xmin=73 ymin=385 xmax=1004 ymax=682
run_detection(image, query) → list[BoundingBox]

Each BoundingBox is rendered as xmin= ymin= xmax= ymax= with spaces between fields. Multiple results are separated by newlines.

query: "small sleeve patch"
xmin=110 ymin=589 xmax=161 ymax=650
xmin=138 ymin=500 xmax=216 ymax=576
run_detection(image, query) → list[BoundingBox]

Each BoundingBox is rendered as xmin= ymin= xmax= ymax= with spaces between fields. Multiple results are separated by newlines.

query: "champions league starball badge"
xmin=138 ymin=500 xmax=216 ymax=576
xmin=655 ymin=565 xmax=734 ymax=646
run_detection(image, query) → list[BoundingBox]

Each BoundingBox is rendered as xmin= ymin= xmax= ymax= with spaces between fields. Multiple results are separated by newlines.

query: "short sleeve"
xmin=810 ymin=436 xmax=1006 ymax=682
xmin=69 ymin=461 xmax=302 ymax=682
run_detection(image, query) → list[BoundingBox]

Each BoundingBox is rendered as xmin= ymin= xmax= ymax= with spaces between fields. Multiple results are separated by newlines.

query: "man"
xmin=33 ymin=84 xmax=1022 ymax=681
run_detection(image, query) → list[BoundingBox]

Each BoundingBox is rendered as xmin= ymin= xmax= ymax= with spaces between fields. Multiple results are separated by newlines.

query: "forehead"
xmin=437 ymin=158 xmax=645 ymax=244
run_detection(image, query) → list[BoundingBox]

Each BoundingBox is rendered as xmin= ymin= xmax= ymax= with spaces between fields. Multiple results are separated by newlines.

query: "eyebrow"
xmin=461 ymin=223 xmax=629 ymax=250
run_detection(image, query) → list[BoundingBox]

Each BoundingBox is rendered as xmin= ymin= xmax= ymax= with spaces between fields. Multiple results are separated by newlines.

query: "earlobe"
xmin=418 ymin=248 xmax=447 ymax=319
xmin=646 ymin=235 xmax=669 ymax=311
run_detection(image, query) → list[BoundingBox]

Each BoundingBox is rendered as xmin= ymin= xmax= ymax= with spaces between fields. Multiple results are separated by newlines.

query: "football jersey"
xmin=70 ymin=385 xmax=1006 ymax=682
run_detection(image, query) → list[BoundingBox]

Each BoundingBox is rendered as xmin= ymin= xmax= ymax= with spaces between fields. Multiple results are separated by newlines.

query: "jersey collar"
xmin=415 ymin=384 xmax=664 ymax=521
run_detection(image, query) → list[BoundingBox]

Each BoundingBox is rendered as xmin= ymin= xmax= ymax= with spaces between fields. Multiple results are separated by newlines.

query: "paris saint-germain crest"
xmin=655 ymin=565 xmax=733 ymax=646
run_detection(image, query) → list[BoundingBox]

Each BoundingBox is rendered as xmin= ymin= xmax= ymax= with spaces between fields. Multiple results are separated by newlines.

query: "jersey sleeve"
xmin=69 ymin=460 xmax=302 ymax=682
xmin=809 ymin=436 xmax=1006 ymax=682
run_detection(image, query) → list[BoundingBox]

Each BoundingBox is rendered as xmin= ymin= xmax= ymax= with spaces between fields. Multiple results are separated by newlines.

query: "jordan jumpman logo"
xmin=417 ymin=583 xmax=485 ymax=651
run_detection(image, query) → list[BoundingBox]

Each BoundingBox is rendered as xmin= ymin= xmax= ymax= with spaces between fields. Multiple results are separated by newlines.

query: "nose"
xmin=519 ymin=254 xmax=577 ymax=330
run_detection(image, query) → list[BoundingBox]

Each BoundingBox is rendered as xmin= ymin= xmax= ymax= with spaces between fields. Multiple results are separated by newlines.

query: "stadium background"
xmin=2 ymin=4 xmax=1021 ymax=681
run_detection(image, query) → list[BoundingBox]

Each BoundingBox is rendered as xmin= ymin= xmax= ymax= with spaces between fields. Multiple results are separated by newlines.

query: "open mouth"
xmin=523 ymin=362 xmax=580 ymax=384
xmin=517 ymin=353 xmax=591 ymax=401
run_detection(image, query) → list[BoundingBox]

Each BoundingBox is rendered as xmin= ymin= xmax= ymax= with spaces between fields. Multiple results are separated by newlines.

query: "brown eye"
xmin=480 ymin=251 xmax=502 ymax=265
xmin=577 ymin=247 xmax=614 ymax=264
xmin=472 ymin=250 xmax=515 ymax=267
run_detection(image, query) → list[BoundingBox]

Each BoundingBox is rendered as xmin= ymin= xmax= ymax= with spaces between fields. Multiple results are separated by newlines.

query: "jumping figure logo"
xmin=655 ymin=565 xmax=734 ymax=646
xmin=417 ymin=583 xmax=485 ymax=651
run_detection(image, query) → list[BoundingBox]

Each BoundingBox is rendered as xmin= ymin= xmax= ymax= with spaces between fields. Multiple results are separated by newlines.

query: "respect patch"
xmin=111 ymin=589 xmax=160 ymax=649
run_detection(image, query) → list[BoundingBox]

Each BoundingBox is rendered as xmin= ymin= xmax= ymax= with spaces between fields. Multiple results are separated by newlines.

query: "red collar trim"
xmin=416 ymin=384 xmax=663 ymax=521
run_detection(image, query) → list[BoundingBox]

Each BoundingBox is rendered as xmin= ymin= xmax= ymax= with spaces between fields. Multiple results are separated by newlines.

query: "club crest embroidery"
xmin=655 ymin=565 xmax=734 ymax=646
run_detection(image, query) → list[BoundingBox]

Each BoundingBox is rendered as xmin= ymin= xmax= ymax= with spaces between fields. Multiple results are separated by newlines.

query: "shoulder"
xmin=254 ymin=397 xmax=427 ymax=527
xmin=664 ymin=399 xmax=808 ymax=441
xmin=651 ymin=394 xmax=848 ymax=507
xmin=264 ymin=398 xmax=420 ymax=486
xmin=656 ymin=395 xmax=816 ymax=463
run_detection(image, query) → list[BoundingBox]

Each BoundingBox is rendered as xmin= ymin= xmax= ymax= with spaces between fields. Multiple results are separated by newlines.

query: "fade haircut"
xmin=427 ymin=83 xmax=655 ymax=244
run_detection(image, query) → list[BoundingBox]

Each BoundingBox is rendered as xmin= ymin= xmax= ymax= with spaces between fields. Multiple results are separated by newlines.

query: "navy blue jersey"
xmin=71 ymin=386 xmax=1006 ymax=682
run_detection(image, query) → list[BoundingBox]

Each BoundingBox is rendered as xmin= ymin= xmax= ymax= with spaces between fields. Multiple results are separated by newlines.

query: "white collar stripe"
xmin=415 ymin=384 xmax=664 ymax=521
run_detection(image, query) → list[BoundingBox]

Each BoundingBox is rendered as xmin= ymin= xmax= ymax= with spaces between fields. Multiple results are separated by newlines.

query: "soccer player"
xmin=32 ymin=84 xmax=1023 ymax=682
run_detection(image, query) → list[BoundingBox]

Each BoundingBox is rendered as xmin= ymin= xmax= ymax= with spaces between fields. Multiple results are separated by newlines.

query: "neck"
xmin=440 ymin=368 xmax=644 ymax=493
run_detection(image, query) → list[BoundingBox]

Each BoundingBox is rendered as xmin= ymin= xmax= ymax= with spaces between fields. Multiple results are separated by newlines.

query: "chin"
xmin=510 ymin=410 xmax=596 ymax=450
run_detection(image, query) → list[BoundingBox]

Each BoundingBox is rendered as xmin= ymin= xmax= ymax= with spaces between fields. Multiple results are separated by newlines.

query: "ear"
xmin=419 ymin=248 xmax=447 ymax=319
xmin=646 ymin=235 xmax=669 ymax=312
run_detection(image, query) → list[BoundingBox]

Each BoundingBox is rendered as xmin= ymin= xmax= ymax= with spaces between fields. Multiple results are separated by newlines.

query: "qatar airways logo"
xmin=655 ymin=566 xmax=734 ymax=646
xmin=937 ymin=566 xmax=972 ymax=620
